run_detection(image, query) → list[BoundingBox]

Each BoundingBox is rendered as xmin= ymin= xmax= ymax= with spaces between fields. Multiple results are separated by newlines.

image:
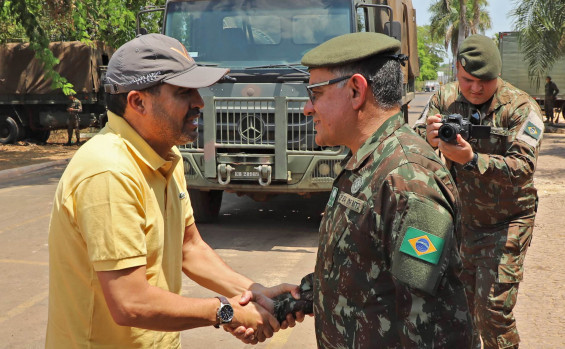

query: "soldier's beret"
xmin=301 ymin=32 xmax=401 ymax=68
xmin=457 ymin=34 xmax=501 ymax=80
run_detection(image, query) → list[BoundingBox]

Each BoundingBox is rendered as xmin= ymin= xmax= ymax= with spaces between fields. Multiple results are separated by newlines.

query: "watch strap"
xmin=463 ymin=152 xmax=478 ymax=171
xmin=214 ymin=296 xmax=231 ymax=328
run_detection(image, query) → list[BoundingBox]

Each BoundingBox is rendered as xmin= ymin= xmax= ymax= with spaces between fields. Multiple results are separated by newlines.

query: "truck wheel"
xmin=188 ymin=189 xmax=223 ymax=223
xmin=0 ymin=116 xmax=20 ymax=144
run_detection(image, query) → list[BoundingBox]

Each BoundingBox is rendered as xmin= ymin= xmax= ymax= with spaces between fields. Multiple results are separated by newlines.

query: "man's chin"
xmin=178 ymin=132 xmax=198 ymax=145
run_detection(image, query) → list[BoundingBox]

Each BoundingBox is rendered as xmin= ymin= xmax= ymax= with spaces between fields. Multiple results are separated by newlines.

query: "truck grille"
xmin=180 ymin=98 xmax=320 ymax=152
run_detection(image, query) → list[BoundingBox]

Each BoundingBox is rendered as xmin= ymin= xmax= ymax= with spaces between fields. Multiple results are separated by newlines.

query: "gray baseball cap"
xmin=104 ymin=33 xmax=229 ymax=94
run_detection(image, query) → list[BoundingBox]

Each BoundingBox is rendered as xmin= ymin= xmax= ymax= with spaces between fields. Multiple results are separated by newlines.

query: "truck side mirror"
xmin=385 ymin=21 xmax=402 ymax=41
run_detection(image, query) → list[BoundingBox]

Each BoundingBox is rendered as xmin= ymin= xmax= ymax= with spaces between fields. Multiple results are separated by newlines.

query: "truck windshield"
xmin=164 ymin=0 xmax=353 ymax=69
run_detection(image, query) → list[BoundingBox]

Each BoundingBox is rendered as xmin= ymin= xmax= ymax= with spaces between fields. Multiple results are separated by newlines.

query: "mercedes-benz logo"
xmin=238 ymin=114 xmax=264 ymax=142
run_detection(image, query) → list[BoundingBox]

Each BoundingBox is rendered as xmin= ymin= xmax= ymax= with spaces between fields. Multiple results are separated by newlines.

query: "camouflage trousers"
xmin=459 ymin=221 xmax=534 ymax=349
xmin=67 ymin=113 xmax=80 ymax=143
xmin=544 ymin=97 xmax=555 ymax=120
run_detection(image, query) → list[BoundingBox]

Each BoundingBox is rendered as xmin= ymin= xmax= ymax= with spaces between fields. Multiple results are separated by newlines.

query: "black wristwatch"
xmin=463 ymin=152 xmax=478 ymax=171
xmin=214 ymin=296 xmax=234 ymax=328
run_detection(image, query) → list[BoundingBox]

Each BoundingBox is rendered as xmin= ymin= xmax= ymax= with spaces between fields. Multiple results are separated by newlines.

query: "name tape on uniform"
xmin=337 ymin=192 xmax=365 ymax=213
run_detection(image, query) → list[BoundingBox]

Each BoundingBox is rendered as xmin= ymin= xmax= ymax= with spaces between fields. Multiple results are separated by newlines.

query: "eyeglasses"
xmin=306 ymin=75 xmax=352 ymax=103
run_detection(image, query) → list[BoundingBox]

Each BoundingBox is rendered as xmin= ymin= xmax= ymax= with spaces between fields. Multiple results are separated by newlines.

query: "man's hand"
xmin=437 ymin=134 xmax=475 ymax=164
xmin=425 ymin=114 xmax=443 ymax=148
xmin=224 ymin=283 xmax=304 ymax=344
xmin=247 ymin=283 xmax=304 ymax=328
xmin=228 ymin=293 xmax=280 ymax=344
xmin=427 ymin=113 xmax=474 ymax=164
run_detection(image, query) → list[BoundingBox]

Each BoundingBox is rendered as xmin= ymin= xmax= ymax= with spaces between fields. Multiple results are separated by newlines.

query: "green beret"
xmin=301 ymin=32 xmax=400 ymax=68
xmin=457 ymin=34 xmax=501 ymax=80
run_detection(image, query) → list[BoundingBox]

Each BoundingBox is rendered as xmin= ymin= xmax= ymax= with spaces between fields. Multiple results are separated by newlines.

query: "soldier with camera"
xmin=414 ymin=34 xmax=543 ymax=349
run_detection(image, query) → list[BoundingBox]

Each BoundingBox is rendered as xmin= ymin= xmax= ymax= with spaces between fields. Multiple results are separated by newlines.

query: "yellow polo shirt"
xmin=46 ymin=111 xmax=194 ymax=348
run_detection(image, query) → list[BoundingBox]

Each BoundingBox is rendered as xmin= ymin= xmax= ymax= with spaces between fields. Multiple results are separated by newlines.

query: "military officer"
xmin=301 ymin=32 xmax=475 ymax=348
xmin=414 ymin=34 xmax=543 ymax=349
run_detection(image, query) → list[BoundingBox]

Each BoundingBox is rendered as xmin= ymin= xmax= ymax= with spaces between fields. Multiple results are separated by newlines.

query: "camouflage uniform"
xmin=314 ymin=111 xmax=475 ymax=348
xmin=67 ymin=98 xmax=82 ymax=144
xmin=414 ymin=79 xmax=543 ymax=349
xmin=544 ymin=79 xmax=559 ymax=122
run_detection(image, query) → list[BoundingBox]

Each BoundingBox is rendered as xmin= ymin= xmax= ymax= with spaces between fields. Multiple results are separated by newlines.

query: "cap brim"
xmin=164 ymin=66 xmax=229 ymax=89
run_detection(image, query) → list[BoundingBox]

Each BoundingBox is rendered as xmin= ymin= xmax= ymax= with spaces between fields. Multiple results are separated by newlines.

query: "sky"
xmin=412 ymin=0 xmax=517 ymax=38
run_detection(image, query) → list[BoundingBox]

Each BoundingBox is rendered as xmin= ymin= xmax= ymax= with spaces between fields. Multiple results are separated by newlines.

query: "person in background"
xmin=545 ymin=76 xmax=559 ymax=123
xmin=414 ymin=34 xmax=543 ymax=349
xmin=66 ymin=94 xmax=82 ymax=145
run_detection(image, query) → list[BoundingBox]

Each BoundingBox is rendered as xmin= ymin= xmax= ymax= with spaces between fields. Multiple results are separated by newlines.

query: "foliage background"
xmin=0 ymin=0 xmax=165 ymax=94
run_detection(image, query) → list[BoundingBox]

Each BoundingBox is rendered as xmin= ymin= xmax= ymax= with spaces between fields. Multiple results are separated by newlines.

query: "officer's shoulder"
xmin=500 ymin=80 xmax=542 ymax=113
xmin=385 ymin=129 xmax=445 ymax=174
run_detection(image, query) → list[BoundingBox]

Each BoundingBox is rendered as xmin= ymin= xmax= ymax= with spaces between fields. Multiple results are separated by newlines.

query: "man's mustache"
xmin=186 ymin=108 xmax=201 ymax=118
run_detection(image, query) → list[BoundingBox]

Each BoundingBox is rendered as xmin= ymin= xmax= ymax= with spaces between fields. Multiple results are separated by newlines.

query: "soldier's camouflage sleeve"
xmin=472 ymin=96 xmax=542 ymax=187
xmin=413 ymin=93 xmax=437 ymax=139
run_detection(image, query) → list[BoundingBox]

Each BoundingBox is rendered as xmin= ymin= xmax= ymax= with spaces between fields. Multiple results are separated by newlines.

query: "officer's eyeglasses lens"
xmin=306 ymin=75 xmax=352 ymax=103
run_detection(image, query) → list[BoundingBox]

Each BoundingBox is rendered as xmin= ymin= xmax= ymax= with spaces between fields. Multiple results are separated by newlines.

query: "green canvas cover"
xmin=0 ymin=41 xmax=112 ymax=95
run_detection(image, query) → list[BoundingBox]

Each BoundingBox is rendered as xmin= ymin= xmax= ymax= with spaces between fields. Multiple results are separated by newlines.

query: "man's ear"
xmin=349 ymin=74 xmax=369 ymax=111
xmin=126 ymin=91 xmax=147 ymax=116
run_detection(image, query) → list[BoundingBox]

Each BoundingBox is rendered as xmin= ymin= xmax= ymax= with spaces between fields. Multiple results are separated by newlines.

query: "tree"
xmin=417 ymin=25 xmax=447 ymax=82
xmin=0 ymin=0 xmax=165 ymax=94
xmin=510 ymin=0 xmax=565 ymax=88
xmin=428 ymin=0 xmax=491 ymax=58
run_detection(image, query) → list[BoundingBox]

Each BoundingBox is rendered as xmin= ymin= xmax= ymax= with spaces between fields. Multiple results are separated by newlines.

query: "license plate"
xmin=234 ymin=171 xmax=259 ymax=178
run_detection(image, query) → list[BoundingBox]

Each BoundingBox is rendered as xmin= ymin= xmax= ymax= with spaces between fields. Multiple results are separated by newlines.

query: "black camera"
xmin=438 ymin=113 xmax=491 ymax=144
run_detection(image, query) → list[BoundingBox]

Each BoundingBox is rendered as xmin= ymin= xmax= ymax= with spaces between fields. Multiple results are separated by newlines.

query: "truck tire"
xmin=0 ymin=116 xmax=20 ymax=144
xmin=188 ymin=189 xmax=223 ymax=223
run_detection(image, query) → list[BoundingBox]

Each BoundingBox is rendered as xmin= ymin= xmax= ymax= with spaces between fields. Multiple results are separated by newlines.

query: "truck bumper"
xmin=181 ymin=151 xmax=345 ymax=194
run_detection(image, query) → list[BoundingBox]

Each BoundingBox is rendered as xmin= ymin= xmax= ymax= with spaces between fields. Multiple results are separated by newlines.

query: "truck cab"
xmin=144 ymin=0 xmax=419 ymax=222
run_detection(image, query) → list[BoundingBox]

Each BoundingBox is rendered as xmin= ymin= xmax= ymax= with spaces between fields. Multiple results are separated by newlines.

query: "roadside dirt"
xmin=0 ymin=130 xmax=80 ymax=171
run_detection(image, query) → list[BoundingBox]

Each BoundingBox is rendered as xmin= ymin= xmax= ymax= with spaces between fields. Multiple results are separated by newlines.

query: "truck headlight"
xmin=333 ymin=162 xmax=342 ymax=175
xmin=318 ymin=163 xmax=331 ymax=177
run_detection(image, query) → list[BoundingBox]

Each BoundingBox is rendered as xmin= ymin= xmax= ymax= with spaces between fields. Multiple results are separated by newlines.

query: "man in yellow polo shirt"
xmin=46 ymin=34 xmax=300 ymax=348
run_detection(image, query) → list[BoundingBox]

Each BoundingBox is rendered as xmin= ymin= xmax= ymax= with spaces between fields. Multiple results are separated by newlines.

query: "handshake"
xmin=225 ymin=273 xmax=314 ymax=344
xmin=272 ymin=273 xmax=314 ymax=323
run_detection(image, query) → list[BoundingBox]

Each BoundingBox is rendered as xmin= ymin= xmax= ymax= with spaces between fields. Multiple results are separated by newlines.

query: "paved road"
xmin=6 ymin=92 xmax=563 ymax=349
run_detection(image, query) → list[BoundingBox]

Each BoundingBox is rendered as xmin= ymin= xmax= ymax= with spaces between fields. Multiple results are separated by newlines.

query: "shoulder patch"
xmin=327 ymin=187 xmax=338 ymax=207
xmin=516 ymin=111 xmax=544 ymax=147
xmin=399 ymin=227 xmax=445 ymax=265
xmin=524 ymin=122 xmax=541 ymax=140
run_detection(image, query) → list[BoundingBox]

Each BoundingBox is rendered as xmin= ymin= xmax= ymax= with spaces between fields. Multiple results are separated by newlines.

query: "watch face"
xmin=220 ymin=304 xmax=234 ymax=323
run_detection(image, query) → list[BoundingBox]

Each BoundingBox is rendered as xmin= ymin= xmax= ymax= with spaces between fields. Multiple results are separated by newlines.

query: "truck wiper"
xmin=244 ymin=63 xmax=309 ymax=75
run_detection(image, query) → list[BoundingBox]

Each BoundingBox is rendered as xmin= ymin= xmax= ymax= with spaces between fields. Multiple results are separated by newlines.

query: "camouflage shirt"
xmin=314 ymin=112 xmax=475 ymax=348
xmin=68 ymin=98 xmax=82 ymax=116
xmin=414 ymin=79 xmax=542 ymax=227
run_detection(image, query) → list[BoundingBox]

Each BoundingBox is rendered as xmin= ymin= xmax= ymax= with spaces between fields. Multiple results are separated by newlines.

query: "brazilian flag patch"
xmin=399 ymin=227 xmax=445 ymax=265
xmin=524 ymin=122 xmax=541 ymax=140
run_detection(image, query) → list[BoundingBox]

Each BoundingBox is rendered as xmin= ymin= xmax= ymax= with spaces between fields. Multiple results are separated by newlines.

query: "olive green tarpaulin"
xmin=0 ymin=41 xmax=113 ymax=95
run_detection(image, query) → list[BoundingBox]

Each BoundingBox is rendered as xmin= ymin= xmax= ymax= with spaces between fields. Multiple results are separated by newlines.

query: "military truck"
xmin=140 ymin=0 xmax=419 ymax=222
xmin=499 ymin=31 xmax=565 ymax=109
xmin=0 ymin=41 xmax=112 ymax=144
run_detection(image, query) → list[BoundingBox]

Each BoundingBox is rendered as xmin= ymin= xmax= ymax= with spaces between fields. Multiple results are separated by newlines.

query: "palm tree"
xmin=510 ymin=0 xmax=565 ymax=88
xmin=428 ymin=0 xmax=491 ymax=58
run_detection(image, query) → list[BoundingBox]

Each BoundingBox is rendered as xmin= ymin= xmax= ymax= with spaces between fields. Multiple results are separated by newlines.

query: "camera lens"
xmin=438 ymin=124 xmax=458 ymax=143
